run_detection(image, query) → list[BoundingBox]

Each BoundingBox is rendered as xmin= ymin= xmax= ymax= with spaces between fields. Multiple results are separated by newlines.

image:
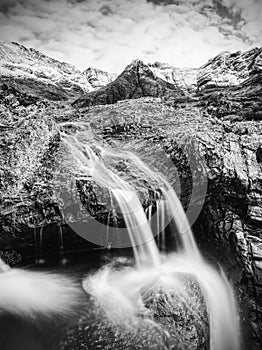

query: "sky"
xmin=0 ymin=0 xmax=261 ymax=73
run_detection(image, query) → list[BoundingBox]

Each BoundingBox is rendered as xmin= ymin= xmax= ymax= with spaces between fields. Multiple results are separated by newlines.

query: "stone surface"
xmin=59 ymin=275 xmax=208 ymax=350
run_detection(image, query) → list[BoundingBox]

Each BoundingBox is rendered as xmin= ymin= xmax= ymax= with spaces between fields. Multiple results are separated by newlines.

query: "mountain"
xmin=197 ymin=48 xmax=262 ymax=121
xmin=148 ymin=62 xmax=198 ymax=93
xmin=83 ymin=67 xmax=117 ymax=89
xmin=73 ymin=59 xmax=186 ymax=108
xmin=0 ymin=41 xmax=92 ymax=101
xmin=197 ymin=48 xmax=262 ymax=90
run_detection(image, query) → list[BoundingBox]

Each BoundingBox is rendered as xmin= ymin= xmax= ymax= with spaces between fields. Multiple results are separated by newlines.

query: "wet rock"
xmin=256 ymin=146 xmax=262 ymax=163
xmin=59 ymin=276 xmax=208 ymax=350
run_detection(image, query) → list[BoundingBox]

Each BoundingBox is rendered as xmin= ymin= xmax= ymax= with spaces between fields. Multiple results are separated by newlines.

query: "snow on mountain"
xmin=148 ymin=62 xmax=198 ymax=93
xmin=0 ymin=41 xmax=93 ymax=101
xmin=197 ymin=48 xmax=262 ymax=90
xmin=83 ymin=67 xmax=117 ymax=90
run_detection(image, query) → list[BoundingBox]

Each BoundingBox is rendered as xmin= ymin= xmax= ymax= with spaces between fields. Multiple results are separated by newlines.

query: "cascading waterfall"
xmin=59 ymin=225 xmax=68 ymax=265
xmin=61 ymin=126 xmax=161 ymax=268
xmin=61 ymin=123 xmax=240 ymax=350
xmin=34 ymin=226 xmax=45 ymax=265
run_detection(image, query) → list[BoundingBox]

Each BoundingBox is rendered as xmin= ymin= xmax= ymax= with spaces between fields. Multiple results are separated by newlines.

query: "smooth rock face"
xmin=0 ymin=41 xmax=262 ymax=348
xmin=0 ymin=41 xmax=93 ymax=101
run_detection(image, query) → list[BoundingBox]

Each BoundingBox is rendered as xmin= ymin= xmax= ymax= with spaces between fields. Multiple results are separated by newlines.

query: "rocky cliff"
xmin=0 ymin=42 xmax=261 ymax=348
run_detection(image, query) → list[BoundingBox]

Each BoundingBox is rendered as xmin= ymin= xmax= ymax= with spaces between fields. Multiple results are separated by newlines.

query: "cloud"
xmin=0 ymin=0 xmax=261 ymax=73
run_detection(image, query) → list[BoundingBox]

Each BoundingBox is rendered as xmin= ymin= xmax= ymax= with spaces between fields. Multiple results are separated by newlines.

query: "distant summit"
xmin=73 ymin=59 xmax=185 ymax=108
xmin=83 ymin=67 xmax=117 ymax=90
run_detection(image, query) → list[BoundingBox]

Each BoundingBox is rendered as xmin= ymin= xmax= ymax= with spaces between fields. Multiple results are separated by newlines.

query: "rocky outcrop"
xmin=83 ymin=67 xmax=117 ymax=89
xmin=73 ymin=59 xmax=186 ymax=108
xmin=59 ymin=274 xmax=208 ymax=350
xmin=0 ymin=41 xmax=93 ymax=101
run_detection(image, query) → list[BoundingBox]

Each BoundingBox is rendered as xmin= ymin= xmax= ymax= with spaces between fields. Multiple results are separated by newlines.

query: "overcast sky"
xmin=0 ymin=0 xmax=261 ymax=72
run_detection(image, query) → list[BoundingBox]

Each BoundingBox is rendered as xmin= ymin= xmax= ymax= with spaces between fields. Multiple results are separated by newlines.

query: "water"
xmin=59 ymin=225 xmax=68 ymax=265
xmin=0 ymin=257 xmax=85 ymax=350
xmin=0 ymin=122 xmax=240 ymax=349
xmin=61 ymin=123 xmax=240 ymax=350
xmin=34 ymin=226 xmax=47 ymax=265
xmin=0 ymin=258 xmax=82 ymax=318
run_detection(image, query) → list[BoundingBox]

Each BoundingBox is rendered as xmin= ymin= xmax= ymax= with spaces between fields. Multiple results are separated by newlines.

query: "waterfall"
xmin=59 ymin=225 xmax=68 ymax=265
xmin=61 ymin=128 xmax=161 ymax=268
xmin=61 ymin=123 xmax=240 ymax=350
xmin=34 ymin=226 xmax=45 ymax=265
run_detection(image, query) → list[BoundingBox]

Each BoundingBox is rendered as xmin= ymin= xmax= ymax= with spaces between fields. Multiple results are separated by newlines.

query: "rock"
xmin=73 ymin=59 xmax=185 ymax=108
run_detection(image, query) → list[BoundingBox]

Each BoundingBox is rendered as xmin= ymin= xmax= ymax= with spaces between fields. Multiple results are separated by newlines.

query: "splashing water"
xmin=0 ymin=257 xmax=82 ymax=319
xmin=60 ymin=122 xmax=240 ymax=350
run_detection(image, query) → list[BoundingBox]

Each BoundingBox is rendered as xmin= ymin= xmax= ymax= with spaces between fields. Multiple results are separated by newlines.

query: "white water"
xmin=61 ymin=123 xmax=240 ymax=350
xmin=0 ymin=122 xmax=240 ymax=349
xmin=0 ymin=258 xmax=82 ymax=318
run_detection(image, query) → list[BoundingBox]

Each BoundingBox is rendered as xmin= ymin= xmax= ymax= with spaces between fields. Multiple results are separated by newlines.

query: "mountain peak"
xmin=83 ymin=67 xmax=117 ymax=89
xmin=73 ymin=59 xmax=185 ymax=108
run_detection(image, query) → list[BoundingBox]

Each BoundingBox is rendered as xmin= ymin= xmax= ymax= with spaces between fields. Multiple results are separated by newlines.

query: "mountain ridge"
xmin=1 ymin=41 xmax=261 ymax=108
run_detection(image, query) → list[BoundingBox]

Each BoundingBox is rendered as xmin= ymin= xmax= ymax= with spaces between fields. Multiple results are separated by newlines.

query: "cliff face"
xmin=0 ymin=42 xmax=262 ymax=348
